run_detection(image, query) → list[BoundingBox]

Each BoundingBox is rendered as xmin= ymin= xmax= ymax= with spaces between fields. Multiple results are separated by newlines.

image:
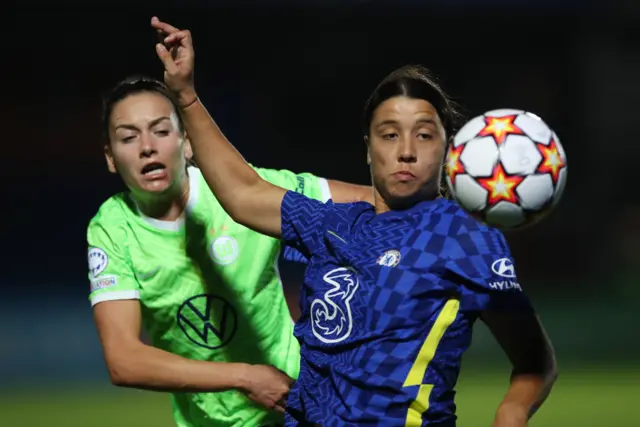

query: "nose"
xmin=139 ymin=133 xmax=157 ymax=158
xmin=397 ymin=137 xmax=417 ymax=164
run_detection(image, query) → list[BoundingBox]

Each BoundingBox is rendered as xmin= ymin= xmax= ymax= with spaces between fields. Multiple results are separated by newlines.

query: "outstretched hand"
xmin=151 ymin=16 xmax=197 ymax=106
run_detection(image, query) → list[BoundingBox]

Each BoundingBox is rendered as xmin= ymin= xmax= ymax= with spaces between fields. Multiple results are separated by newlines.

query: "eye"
xmin=382 ymin=133 xmax=398 ymax=140
xmin=155 ymin=129 xmax=170 ymax=136
xmin=417 ymin=133 xmax=433 ymax=140
xmin=121 ymin=135 xmax=136 ymax=143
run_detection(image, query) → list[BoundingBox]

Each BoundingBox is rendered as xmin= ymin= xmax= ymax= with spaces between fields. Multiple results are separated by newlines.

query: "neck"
xmin=133 ymin=173 xmax=191 ymax=222
xmin=373 ymin=186 xmax=440 ymax=215
xmin=374 ymin=193 xmax=391 ymax=215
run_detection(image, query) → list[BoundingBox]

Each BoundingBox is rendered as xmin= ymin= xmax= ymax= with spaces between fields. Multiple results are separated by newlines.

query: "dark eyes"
xmin=381 ymin=132 xmax=433 ymax=140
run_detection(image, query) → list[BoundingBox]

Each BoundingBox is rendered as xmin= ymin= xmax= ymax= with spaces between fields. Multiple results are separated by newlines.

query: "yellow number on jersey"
xmin=403 ymin=298 xmax=460 ymax=427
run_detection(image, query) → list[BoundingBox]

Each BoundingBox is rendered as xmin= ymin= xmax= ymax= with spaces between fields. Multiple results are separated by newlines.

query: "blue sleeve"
xmin=281 ymin=190 xmax=330 ymax=258
xmin=445 ymin=228 xmax=533 ymax=312
xmin=281 ymin=245 xmax=309 ymax=264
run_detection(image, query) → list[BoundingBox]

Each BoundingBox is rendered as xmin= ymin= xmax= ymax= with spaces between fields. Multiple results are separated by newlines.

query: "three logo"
xmin=311 ymin=267 xmax=360 ymax=344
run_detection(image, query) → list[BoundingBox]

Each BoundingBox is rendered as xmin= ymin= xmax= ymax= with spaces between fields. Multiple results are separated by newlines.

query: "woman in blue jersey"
xmin=151 ymin=17 xmax=557 ymax=427
xmin=89 ymin=74 xmax=374 ymax=425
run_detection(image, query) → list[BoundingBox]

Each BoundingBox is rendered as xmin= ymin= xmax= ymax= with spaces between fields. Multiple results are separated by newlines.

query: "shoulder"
xmin=282 ymin=191 xmax=372 ymax=225
xmin=87 ymin=193 xmax=133 ymax=241
xmin=329 ymin=200 xmax=374 ymax=221
xmin=422 ymin=199 xmax=509 ymax=259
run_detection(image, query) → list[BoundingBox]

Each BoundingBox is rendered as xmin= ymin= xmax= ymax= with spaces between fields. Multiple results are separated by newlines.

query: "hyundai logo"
xmin=491 ymin=258 xmax=516 ymax=278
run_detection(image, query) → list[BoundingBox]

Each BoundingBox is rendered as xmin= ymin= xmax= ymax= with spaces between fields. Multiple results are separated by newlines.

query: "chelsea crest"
xmin=377 ymin=249 xmax=401 ymax=267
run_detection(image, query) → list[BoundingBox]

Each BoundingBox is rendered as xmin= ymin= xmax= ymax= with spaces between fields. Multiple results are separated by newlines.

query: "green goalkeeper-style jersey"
xmin=86 ymin=166 xmax=331 ymax=427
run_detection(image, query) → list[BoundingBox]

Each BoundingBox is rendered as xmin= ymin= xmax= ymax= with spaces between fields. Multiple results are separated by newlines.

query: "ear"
xmin=364 ymin=136 xmax=371 ymax=165
xmin=104 ymin=144 xmax=117 ymax=174
xmin=183 ymin=135 xmax=193 ymax=162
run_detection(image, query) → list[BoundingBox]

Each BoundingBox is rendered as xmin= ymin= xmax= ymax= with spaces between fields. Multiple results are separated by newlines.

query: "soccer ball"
xmin=445 ymin=109 xmax=567 ymax=230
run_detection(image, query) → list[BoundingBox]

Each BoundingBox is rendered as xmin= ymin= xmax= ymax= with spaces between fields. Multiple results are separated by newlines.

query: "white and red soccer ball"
xmin=445 ymin=109 xmax=567 ymax=230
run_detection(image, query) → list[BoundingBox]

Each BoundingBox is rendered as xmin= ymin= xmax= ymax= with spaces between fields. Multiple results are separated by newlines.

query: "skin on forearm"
xmin=179 ymin=96 xmax=285 ymax=238
xmin=106 ymin=340 xmax=250 ymax=393
xmin=483 ymin=310 xmax=557 ymax=422
xmin=95 ymin=300 xmax=250 ymax=393
xmin=492 ymin=369 xmax=556 ymax=427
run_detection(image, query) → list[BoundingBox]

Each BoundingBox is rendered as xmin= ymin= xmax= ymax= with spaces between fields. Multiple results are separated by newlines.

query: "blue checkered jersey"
xmin=280 ymin=191 xmax=533 ymax=427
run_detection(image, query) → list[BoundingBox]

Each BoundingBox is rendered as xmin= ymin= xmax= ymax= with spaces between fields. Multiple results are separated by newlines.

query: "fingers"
xmin=164 ymin=30 xmax=193 ymax=49
xmin=151 ymin=17 xmax=192 ymax=47
xmin=155 ymin=43 xmax=178 ymax=74
xmin=274 ymin=389 xmax=288 ymax=413
xmin=151 ymin=16 xmax=180 ymax=34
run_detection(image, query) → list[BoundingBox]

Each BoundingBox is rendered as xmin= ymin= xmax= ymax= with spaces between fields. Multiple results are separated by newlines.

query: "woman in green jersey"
xmin=87 ymin=76 xmax=372 ymax=427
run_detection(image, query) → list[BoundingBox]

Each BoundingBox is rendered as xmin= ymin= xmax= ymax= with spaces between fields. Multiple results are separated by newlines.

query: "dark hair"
xmin=362 ymin=65 xmax=460 ymax=138
xmin=101 ymin=75 xmax=185 ymax=144
xmin=362 ymin=65 xmax=462 ymax=198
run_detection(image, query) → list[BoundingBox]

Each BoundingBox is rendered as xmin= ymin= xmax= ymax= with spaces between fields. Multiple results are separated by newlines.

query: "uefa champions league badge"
xmin=377 ymin=249 xmax=401 ymax=267
xmin=88 ymin=247 xmax=109 ymax=278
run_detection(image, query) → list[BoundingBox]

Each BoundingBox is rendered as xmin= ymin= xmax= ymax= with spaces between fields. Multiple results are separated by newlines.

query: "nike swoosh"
xmin=327 ymin=230 xmax=347 ymax=243
xmin=136 ymin=267 xmax=161 ymax=281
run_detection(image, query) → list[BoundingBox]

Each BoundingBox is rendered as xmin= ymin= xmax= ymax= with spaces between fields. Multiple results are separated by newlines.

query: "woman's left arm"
xmin=481 ymin=309 xmax=558 ymax=426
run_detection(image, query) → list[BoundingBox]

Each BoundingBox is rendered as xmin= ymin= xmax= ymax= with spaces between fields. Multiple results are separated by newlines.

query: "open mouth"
xmin=141 ymin=162 xmax=166 ymax=176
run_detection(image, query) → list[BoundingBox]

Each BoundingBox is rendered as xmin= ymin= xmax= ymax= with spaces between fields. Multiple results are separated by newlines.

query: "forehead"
xmin=110 ymin=92 xmax=175 ymax=125
xmin=373 ymin=96 xmax=441 ymax=124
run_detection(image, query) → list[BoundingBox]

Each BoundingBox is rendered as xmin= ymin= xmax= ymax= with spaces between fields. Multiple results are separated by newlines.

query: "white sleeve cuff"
xmin=91 ymin=290 xmax=141 ymax=307
xmin=318 ymin=178 xmax=332 ymax=203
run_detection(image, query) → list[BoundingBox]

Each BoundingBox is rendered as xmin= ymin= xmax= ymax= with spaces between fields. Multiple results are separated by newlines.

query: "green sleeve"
xmin=87 ymin=218 xmax=141 ymax=306
xmin=254 ymin=167 xmax=332 ymax=202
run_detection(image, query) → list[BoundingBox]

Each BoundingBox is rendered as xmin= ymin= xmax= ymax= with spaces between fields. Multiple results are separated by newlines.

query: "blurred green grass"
xmin=1 ymin=367 xmax=638 ymax=426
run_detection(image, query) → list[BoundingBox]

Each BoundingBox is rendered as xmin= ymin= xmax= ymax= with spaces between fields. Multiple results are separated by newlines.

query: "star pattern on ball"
xmin=476 ymin=163 xmax=524 ymax=206
xmin=477 ymin=115 xmax=525 ymax=145
xmin=536 ymin=138 xmax=566 ymax=184
xmin=445 ymin=144 xmax=465 ymax=183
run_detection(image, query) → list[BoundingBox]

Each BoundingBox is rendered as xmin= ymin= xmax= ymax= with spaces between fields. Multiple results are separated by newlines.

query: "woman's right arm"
xmin=94 ymin=299 xmax=248 ymax=392
xmin=87 ymin=222 xmax=291 ymax=411
xmin=152 ymin=17 xmax=286 ymax=239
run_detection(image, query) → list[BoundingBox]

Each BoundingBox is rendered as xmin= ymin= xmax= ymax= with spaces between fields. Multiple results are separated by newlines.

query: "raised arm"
xmin=151 ymin=17 xmax=286 ymax=238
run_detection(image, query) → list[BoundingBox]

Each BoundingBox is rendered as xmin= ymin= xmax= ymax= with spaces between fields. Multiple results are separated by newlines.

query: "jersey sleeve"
xmin=86 ymin=219 xmax=141 ymax=307
xmin=256 ymin=167 xmax=332 ymax=262
xmin=280 ymin=190 xmax=331 ymax=258
xmin=255 ymin=167 xmax=332 ymax=202
xmin=445 ymin=228 xmax=533 ymax=313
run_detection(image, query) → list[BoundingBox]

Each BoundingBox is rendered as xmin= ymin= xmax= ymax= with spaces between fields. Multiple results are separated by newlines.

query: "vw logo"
xmin=491 ymin=258 xmax=516 ymax=278
xmin=177 ymin=294 xmax=238 ymax=350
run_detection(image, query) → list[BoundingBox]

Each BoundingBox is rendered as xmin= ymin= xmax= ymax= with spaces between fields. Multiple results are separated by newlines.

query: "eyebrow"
xmin=115 ymin=116 xmax=171 ymax=132
xmin=376 ymin=117 xmax=437 ymax=128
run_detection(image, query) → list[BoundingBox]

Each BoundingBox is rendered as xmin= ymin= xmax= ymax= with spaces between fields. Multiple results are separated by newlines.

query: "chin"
xmin=138 ymin=179 xmax=173 ymax=194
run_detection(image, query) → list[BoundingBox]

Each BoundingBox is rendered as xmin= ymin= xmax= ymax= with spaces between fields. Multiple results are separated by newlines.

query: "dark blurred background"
xmin=1 ymin=2 xmax=638 ymax=426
